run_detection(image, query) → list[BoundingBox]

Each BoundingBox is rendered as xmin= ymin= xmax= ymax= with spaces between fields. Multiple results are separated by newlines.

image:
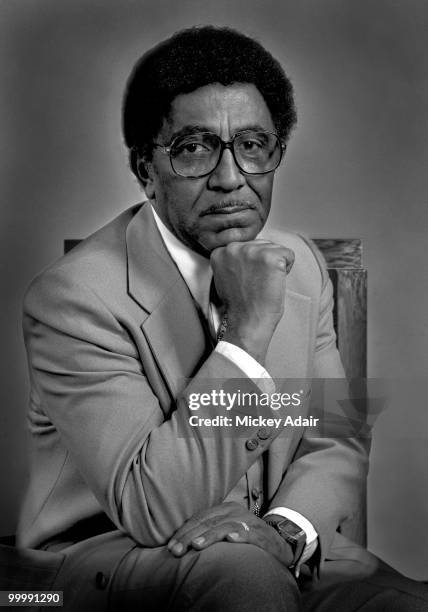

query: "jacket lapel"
xmin=126 ymin=203 xmax=209 ymax=397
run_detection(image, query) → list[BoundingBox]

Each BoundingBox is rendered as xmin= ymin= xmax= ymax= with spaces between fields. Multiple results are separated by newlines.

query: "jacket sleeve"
xmin=23 ymin=266 xmax=283 ymax=547
xmin=265 ymin=239 xmax=369 ymax=569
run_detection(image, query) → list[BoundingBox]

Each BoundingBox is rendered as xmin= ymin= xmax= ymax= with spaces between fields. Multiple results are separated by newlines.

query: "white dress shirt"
xmin=151 ymin=203 xmax=318 ymax=571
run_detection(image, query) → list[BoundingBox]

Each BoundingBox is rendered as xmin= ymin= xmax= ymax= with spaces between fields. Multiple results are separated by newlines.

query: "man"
xmin=18 ymin=26 xmax=427 ymax=611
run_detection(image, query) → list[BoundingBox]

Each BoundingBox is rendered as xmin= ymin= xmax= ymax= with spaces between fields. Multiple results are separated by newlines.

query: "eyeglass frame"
xmin=150 ymin=130 xmax=286 ymax=179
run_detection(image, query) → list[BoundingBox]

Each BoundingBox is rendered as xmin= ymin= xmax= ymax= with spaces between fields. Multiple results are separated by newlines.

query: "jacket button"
xmin=257 ymin=427 xmax=271 ymax=440
xmin=95 ymin=571 xmax=109 ymax=590
xmin=246 ymin=438 xmax=259 ymax=451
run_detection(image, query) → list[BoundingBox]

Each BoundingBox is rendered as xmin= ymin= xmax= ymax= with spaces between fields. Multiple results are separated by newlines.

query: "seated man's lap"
xmin=51 ymin=531 xmax=428 ymax=612
xmin=110 ymin=539 xmax=300 ymax=611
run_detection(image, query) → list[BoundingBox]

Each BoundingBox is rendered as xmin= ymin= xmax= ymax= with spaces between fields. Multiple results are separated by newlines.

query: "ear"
xmin=130 ymin=148 xmax=155 ymax=199
xmin=138 ymin=158 xmax=156 ymax=199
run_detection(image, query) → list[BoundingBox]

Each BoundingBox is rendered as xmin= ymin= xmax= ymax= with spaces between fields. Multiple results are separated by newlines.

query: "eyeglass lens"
xmin=169 ymin=131 xmax=281 ymax=177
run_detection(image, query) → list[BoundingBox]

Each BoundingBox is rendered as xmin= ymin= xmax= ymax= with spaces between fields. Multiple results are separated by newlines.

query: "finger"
xmin=168 ymin=512 xmax=228 ymax=554
xmin=267 ymin=246 xmax=294 ymax=271
xmin=225 ymin=520 xmax=253 ymax=544
xmin=169 ymin=520 xmax=251 ymax=556
xmin=168 ymin=518 xmax=201 ymax=554
xmin=226 ymin=531 xmax=245 ymax=543
xmin=278 ymin=256 xmax=294 ymax=274
xmin=168 ymin=516 xmax=231 ymax=555
xmin=171 ymin=522 xmax=238 ymax=555
xmin=284 ymin=248 xmax=295 ymax=273
xmin=190 ymin=521 xmax=252 ymax=550
xmin=168 ymin=524 xmax=214 ymax=556
xmin=169 ymin=502 xmax=244 ymax=549
xmin=251 ymin=239 xmax=277 ymax=245
xmin=255 ymin=244 xmax=295 ymax=273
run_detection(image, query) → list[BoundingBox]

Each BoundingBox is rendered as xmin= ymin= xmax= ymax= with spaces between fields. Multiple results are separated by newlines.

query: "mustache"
xmin=201 ymin=200 xmax=256 ymax=214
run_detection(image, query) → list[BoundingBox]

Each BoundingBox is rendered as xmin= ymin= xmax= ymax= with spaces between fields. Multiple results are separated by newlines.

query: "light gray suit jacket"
xmin=18 ymin=201 xmax=373 ymax=577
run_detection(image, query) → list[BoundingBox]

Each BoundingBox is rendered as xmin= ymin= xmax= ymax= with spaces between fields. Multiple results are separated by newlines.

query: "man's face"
xmin=142 ymin=83 xmax=278 ymax=256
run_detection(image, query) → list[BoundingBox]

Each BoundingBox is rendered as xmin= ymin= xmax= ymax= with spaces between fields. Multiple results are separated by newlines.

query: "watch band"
xmin=263 ymin=516 xmax=306 ymax=568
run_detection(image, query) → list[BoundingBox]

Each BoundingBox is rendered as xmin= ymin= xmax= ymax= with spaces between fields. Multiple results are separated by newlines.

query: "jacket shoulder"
xmin=24 ymin=203 xmax=143 ymax=311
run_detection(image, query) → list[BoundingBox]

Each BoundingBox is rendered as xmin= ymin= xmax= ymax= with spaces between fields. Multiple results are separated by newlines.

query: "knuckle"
xmin=241 ymin=246 xmax=257 ymax=262
xmin=225 ymin=241 xmax=236 ymax=250
xmin=260 ymin=249 xmax=276 ymax=265
xmin=210 ymin=247 xmax=224 ymax=264
xmin=224 ymin=241 xmax=240 ymax=256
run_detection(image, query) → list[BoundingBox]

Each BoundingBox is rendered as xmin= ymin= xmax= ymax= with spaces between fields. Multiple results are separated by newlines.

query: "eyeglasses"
xmin=152 ymin=130 xmax=285 ymax=178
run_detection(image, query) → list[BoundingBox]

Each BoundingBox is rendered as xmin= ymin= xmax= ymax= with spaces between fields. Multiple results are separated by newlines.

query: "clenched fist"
xmin=210 ymin=239 xmax=295 ymax=365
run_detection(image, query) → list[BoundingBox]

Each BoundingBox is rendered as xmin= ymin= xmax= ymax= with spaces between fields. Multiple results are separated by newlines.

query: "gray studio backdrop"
xmin=1 ymin=0 xmax=427 ymax=579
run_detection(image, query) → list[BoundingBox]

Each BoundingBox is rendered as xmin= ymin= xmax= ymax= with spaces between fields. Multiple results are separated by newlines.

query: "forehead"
xmin=162 ymin=82 xmax=275 ymax=139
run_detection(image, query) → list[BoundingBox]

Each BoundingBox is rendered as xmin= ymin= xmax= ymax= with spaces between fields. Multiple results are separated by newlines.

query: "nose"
xmin=207 ymin=147 xmax=246 ymax=192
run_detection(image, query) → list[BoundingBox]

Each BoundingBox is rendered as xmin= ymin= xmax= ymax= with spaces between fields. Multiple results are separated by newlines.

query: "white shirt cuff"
xmin=264 ymin=506 xmax=319 ymax=575
xmin=215 ymin=341 xmax=276 ymax=394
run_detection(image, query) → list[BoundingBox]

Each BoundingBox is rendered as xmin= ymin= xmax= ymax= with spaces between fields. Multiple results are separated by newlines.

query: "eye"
xmin=237 ymin=136 xmax=267 ymax=157
xmin=181 ymin=142 xmax=208 ymax=154
xmin=241 ymin=139 xmax=263 ymax=151
xmin=172 ymin=134 xmax=216 ymax=157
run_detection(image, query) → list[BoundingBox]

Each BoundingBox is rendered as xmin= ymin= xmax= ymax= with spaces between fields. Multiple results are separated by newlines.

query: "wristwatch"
xmin=263 ymin=516 xmax=306 ymax=567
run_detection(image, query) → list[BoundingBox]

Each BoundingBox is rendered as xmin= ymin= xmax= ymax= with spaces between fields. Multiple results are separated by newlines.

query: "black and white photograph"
xmin=1 ymin=1 xmax=427 ymax=610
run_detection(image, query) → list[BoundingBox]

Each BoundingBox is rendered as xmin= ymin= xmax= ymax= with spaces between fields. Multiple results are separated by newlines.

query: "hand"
xmin=167 ymin=502 xmax=294 ymax=568
xmin=210 ymin=240 xmax=295 ymax=365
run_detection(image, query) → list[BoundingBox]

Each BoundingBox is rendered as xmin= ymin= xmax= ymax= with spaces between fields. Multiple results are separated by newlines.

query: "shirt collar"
xmin=150 ymin=203 xmax=213 ymax=316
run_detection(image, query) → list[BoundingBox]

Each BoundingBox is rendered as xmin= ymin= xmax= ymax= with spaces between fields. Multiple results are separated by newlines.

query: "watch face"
xmin=279 ymin=519 xmax=304 ymax=538
xmin=266 ymin=518 xmax=306 ymax=566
